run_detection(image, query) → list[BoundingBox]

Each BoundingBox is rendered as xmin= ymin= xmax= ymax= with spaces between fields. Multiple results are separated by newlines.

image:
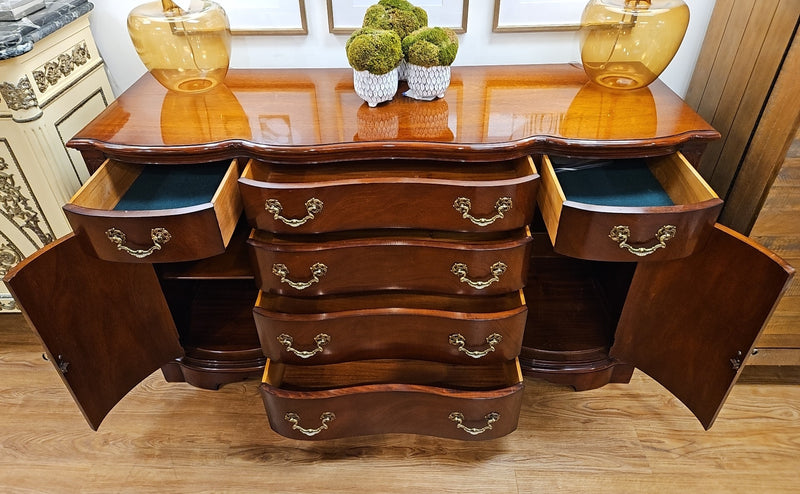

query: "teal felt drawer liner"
xmin=552 ymin=157 xmax=674 ymax=207
xmin=114 ymin=162 xmax=230 ymax=211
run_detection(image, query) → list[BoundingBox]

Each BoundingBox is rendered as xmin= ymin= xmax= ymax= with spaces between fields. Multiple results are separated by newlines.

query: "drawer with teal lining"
xmin=536 ymin=152 xmax=723 ymax=262
xmin=63 ymin=159 xmax=242 ymax=263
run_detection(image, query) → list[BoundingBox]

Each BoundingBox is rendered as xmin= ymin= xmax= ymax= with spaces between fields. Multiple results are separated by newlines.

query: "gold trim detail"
xmin=453 ymin=196 xmax=512 ymax=226
xmin=284 ymin=411 xmax=335 ymax=437
xmin=609 ymin=225 xmax=677 ymax=257
xmin=272 ymin=262 xmax=327 ymax=290
xmin=0 ymin=77 xmax=38 ymax=111
xmin=0 ymin=157 xmax=52 ymax=245
xmin=32 ymin=41 xmax=91 ymax=94
xmin=105 ymin=227 xmax=172 ymax=258
xmin=277 ymin=333 xmax=330 ymax=359
xmin=451 ymin=261 xmax=507 ymax=289
xmin=449 ymin=411 xmax=500 ymax=435
xmin=265 ymin=197 xmax=323 ymax=227
xmin=449 ymin=333 xmax=503 ymax=358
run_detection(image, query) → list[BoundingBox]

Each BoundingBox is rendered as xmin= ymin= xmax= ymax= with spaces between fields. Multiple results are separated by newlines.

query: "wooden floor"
xmin=2 ymin=314 xmax=799 ymax=493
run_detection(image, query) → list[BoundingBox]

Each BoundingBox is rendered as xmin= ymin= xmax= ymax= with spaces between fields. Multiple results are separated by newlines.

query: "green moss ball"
xmin=346 ymin=28 xmax=403 ymax=75
xmin=363 ymin=0 xmax=428 ymax=39
xmin=402 ymin=27 xmax=459 ymax=67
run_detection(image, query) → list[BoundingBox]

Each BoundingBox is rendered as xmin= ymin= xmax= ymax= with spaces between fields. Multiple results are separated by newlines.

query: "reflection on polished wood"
xmin=70 ymin=65 xmax=719 ymax=165
xmin=1 ymin=314 xmax=799 ymax=492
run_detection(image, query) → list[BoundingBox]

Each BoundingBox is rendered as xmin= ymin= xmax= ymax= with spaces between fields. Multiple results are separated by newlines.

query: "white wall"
xmin=89 ymin=0 xmax=716 ymax=97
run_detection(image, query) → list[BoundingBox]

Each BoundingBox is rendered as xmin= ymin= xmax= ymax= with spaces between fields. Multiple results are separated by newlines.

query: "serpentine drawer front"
xmin=253 ymin=290 xmax=527 ymax=364
xmin=259 ymin=359 xmax=525 ymax=440
xmin=239 ymin=157 xmax=539 ymax=234
xmin=248 ymin=227 xmax=533 ymax=297
xmin=63 ymin=159 xmax=242 ymax=263
xmin=537 ymin=152 xmax=723 ymax=262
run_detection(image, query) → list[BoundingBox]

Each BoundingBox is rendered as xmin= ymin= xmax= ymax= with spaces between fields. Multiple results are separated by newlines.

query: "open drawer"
xmin=537 ymin=153 xmax=723 ymax=262
xmin=260 ymin=358 xmax=524 ymax=440
xmin=63 ymin=160 xmax=242 ymax=263
xmin=239 ymin=157 xmax=539 ymax=233
xmin=254 ymin=290 xmax=527 ymax=365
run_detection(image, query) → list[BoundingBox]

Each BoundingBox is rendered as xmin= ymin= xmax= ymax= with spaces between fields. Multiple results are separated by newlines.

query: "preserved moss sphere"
xmin=346 ymin=28 xmax=403 ymax=75
xmin=362 ymin=0 xmax=428 ymax=39
xmin=402 ymin=27 xmax=459 ymax=67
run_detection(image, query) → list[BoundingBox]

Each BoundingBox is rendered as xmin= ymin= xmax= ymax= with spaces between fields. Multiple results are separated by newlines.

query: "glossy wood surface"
xmin=239 ymin=157 xmax=539 ymax=233
xmin=249 ymin=228 xmax=532 ymax=297
xmin=254 ymin=290 xmax=527 ymax=364
xmin=260 ymin=359 xmax=524 ymax=440
xmin=69 ymin=65 xmax=719 ymax=165
xmin=611 ymin=224 xmax=795 ymax=429
xmin=3 ymin=234 xmax=184 ymax=430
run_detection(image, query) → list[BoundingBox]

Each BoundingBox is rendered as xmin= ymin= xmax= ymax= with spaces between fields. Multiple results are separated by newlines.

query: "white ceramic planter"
xmin=397 ymin=59 xmax=409 ymax=81
xmin=404 ymin=64 xmax=451 ymax=101
xmin=353 ymin=68 xmax=398 ymax=107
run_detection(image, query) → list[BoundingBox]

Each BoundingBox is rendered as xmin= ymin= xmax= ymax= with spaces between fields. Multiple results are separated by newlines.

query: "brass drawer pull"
xmin=265 ymin=198 xmax=323 ymax=227
xmin=272 ymin=262 xmax=327 ymax=290
xmin=609 ymin=225 xmax=677 ymax=257
xmin=284 ymin=411 xmax=335 ymax=437
xmin=277 ymin=333 xmax=330 ymax=359
xmin=449 ymin=411 xmax=500 ymax=436
xmin=105 ymin=227 xmax=171 ymax=259
xmin=453 ymin=197 xmax=512 ymax=226
xmin=449 ymin=333 xmax=503 ymax=358
xmin=451 ymin=261 xmax=507 ymax=289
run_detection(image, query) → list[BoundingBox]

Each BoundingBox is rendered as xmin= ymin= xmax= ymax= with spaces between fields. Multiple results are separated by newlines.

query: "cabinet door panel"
xmin=4 ymin=234 xmax=183 ymax=430
xmin=610 ymin=224 xmax=794 ymax=429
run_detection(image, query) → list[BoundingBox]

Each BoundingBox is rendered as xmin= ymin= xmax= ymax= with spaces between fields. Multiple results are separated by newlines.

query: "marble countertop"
xmin=0 ymin=0 xmax=93 ymax=61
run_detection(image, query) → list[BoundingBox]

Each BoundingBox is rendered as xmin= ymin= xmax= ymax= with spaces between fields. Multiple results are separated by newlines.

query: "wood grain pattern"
xmin=2 ymin=314 xmax=799 ymax=492
xmin=68 ymin=65 xmax=719 ymax=165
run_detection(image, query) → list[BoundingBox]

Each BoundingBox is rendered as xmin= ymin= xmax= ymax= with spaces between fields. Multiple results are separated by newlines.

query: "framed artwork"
xmin=327 ymin=0 xmax=469 ymax=35
xmin=493 ymin=0 xmax=585 ymax=32
xmin=221 ymin=0 xmax=308 ymax=35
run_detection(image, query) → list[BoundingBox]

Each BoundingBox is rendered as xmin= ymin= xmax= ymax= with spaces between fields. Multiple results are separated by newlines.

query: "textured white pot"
xmin=352 ymin=68 xmax=398 ymax=107
xmin=397 ymin=59 xmax=409 ymax=81
xmin=404 ymin=64 xmax=451 ymax=101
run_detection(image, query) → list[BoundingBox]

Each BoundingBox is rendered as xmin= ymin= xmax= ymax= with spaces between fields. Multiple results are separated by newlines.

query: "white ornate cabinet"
xmin=0 ymin=1 xmax=113 ymax=310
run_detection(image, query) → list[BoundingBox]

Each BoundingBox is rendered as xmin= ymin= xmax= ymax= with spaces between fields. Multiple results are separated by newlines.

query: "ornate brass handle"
xmin=449 ymin=333 xmax=503 ymax=358
xmin=265 ymin=198 xmax=323 ymax=227
xmin=284 ymin=412 xmax=336 ymax=437
xmin=608 ymin=225 xmax=677 ymax=257
xmin=272 ymin=262 xmax=327 ymax=290
xmin=105 ymin=227 xmax=172 ymax=259
xmin=277 ymin=333 xmax=330 ymax=359
xmin=451 ymin=261 xmax=507 ymax=289
xmin=453 ymin=197 xmax=513 ymax=226
xmin=448 ymin=411 xmax=500 ymax=436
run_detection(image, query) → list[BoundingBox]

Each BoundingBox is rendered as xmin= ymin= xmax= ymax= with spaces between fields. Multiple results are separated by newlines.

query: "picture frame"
xmin=327 ymin=0 xmax=469 ymax=35
xmin=222 ymin=0 xmax=308 ymax=35
xmin=493 ymin=0 xmax=584 ymax=32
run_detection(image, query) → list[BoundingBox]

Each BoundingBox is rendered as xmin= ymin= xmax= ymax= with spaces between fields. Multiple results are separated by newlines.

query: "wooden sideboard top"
xmin=69 ymin=64 xmax=719 ymax=164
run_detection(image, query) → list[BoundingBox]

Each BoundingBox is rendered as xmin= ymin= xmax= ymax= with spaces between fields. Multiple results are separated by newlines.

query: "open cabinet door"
xmin=610 ymin=224 xmax=794 ymax=429
xmin=4 ymin=234 xmax=183 ymax=430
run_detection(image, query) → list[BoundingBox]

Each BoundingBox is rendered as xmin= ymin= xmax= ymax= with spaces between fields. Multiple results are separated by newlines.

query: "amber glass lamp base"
xmin=580 ymin=0 xmax=689 ymax=90
xmin=127 ymin=0 xmax=232 ymax=93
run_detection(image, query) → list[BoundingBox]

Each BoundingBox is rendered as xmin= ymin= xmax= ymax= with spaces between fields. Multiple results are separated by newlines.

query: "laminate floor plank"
xmin=2 ymin=314 xmax=799 ymax=493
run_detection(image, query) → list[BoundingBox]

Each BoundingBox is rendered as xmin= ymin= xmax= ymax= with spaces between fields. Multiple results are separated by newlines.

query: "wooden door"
xmin=4 ymin=234 xmax=183 ymax=430
xmin=610 ymin=224 xmax=794 ymax=429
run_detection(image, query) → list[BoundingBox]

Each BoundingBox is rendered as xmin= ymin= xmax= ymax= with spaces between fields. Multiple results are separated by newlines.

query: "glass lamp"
xmin=580 ymin=0 xmax=689 ymax=90
xmin=127 ymin=0 xmax=231 ymax=93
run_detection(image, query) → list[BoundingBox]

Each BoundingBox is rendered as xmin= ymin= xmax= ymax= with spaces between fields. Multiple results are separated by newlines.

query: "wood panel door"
xmin=4 ymin=234 xmax=183 ymax=430
xmin=610 ymin=224 xmax=794 ymax=429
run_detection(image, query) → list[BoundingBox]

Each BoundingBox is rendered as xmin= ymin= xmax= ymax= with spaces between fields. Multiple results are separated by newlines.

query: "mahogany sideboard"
xmin=4 ymin=65 xmax=794 ymax=440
